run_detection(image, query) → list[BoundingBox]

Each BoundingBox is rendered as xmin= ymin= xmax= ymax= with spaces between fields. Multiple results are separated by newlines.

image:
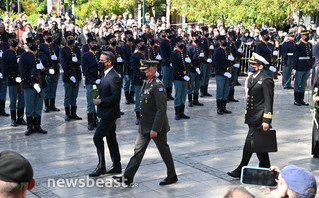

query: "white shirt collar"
xmin=104 ymin=66 xmax=113 ymax=77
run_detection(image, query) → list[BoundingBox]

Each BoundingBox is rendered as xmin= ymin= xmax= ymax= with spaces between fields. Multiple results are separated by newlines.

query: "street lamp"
xmin=142 ymin=0 xmax=145 ymax=25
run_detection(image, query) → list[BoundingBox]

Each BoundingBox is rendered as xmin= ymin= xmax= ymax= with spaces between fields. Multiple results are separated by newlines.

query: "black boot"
xmin=175 ymin=106 xmax=181 ymax=120
xmin=65 ymin=106 xmax=71 ymax=121
xmin=294 ymin=92 xmax=301 ymax=106
xmin=167 ymin=87 xmax=174 ymax=100
xmin=50 ymin=98 xmax=60 ymax=111
xmin=93 ymin=111 xmax=98 ymax=128
xmin=87 ymin=113 xmax=94 ymax=130
xmin=44 ymin=99 xmax=50 ymax=112
xmin=10 ymin=110 xmax=18 ymax=127
xmin=129 ymin=91 xmax=135 ymax=104
xmin=193 ymin=93 xmax=204 ymax=106
xmin=217 ymin=100 xmax=224 ymax=115
xmin=180 ymin=105 xmax=190 ymax=119
xmin=71 ymin=106 xmax=82 ymax=120
xmin=33 ymin=117 xmax=47 ymax=134
xmin=200 ymin=86 xmax=205 ymax=97
xmin=188 ymin=94 xmax=193 ymax=107
xmin=25 ymin=117 xmax=34 ymax=136
xmin=135 ymin=111 xmax=140 ymax=125
xmin=222 ymin=100 xmax=232 ymax=114
xmin=229 ymin=90 xmax=239 ymax=102
xmin=204 ymin=85 xmax=212 ymax=97
xmin=124 ymin=92 xmax=130 ymax=104
xmin=300 ymin=92 xmax=309 ymax=106
xmin=0 ymin=100 xmax=9 ymax=116
xmin=17 ymin=108 xmax=26 ymax=125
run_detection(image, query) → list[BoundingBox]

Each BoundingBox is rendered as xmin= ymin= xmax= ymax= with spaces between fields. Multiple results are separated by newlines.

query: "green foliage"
xmin=36 ymin=1 xmax=47 ymax=13
xmin=20 ymin=0 xmax=38 ymax=16
xmin=27 ymin=14 xmax=39 ymax=26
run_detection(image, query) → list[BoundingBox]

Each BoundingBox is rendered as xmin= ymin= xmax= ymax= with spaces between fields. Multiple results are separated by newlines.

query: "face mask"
xmin=194 ymin=39 xmax=200 ymax=44
xmin=67 ymin=39 xmax=75 ymax=45
xmin=221 ymin=42 xmax=227 ymax=47
xmin=128 ymin=37 xmax=134 ymax=42
xmin=91 ymin=45 xmax=98 ymax=51
xmin=245 ymin=33 xmax=249 ymax=37
xmin=264 ymin=36 xmax=270 ymax=41
xmin=29 ymin=44 xmax=37 ymax=51
xmin=167 ymin=35 xmax=172 ymax=39
xmin=11 ymin=40 xmax=18 ymax=47
xmin=299 ymin=22 xmax=303 ymax=26
xmin=111 ymin=41 xmax=116 ymax=46
xmin=150 ymin=40 xmax=155 ymax=45
xmin=248 ymin=65 xmax=258 ymax=73
xmin=204 ymin=33 xmax=209 ymax=38
xmin=139 ymin=45 xmax=145 ymax=51
xmin=84 ymin=30 xmax=88 ymax=35
xmin=46 ymin=37 xmax=52 ymax=43
xmin=304 ymin=36 xmax=309 ymax=42
xmin=178 ymin=44 xmax=184 ymax=50
xmin=162 ymin=35 xmax=166 ymax=38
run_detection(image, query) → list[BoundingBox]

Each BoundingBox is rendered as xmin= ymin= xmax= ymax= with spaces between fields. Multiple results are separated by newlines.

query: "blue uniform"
xmin=214 ymin=47 xmax=230 ymax=101
xmin=160 ymin=38 xmax=175 ymax=89
xmin=0 ymin=42 xmax=10 ymax=103
xmin=187 ymin=43 xmax=201 ymax=95
xmin=105 ymin=46 xmax=124 ymax=77
xmin=82 ymin=44 xmax=101 ymax=54
xmin=122 ymin=44 xmax=135 ymax=94
xmin=228 ymin=41 xmax=241 ymax=90
xmin=256 ymin=41 xmax=274 ymax=78
xmin=281 ymin=39 xmax=295 ymax=88
xmin=200 ymin=37 xmax=212 ymax=88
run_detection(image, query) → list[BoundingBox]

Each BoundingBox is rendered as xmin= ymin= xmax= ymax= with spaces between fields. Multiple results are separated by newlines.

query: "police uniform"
xmin=122 ymin=32 xmax=135 ymax=104
xmin=20 ymin=35 xmax=49 ymax=136
xmin=256 ymin=30 xmax=275 ymax=78
xmin=228 ymin=53 xmax=274 ymax=178
xmin=0 ymin=41 xmax=10 ymax=116
xmin=293 ymin=30 xmax=313 ymax=106
xmin=2 ymin=33 xmax=26 ymax=126
xmin=40 ymin=30 xmax=60 ymax=113
xmin=200 ymin=33 xmax=213 ymax=97
xmin=60 ymin=31 xmax=82 ymax=121
xmin=281 ymin=32 xmax=295 ymax=89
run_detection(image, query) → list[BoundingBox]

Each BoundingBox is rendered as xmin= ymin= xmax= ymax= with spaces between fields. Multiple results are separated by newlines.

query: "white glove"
xmin=156 ymin=54 xmax=162 ymax=60
xmin=51 ymin=54 xmax=58 ymax=60
xmin=36 ymin=62 xmax=44 ymax=70
xmin=207 ymin=58 xmax=212 ymax=63
xmin=183 ymin=75 xmax=190 ymax=81
xmin=17 ymin=58 xmax=20 ymax=63
xmin=292 ymin=69 xmax=296 ymax=75
xmin=170 ymin=63 xmax=173 ymax=67
xmin=33 ymin=83 xmax=41 ymax=93
xmin=310 ymin=69 xmax=313 ymax=74
xmin=228 ymin=54 xmax=234 ymax=61
xmin=118 ymin=74 xmax=121 ymax=78
xmin=233 ymin=63 xmax=240 ymax=68
xmin=195 ymin=68 xmax=201 ymax=75
xmin=199 ymin=52 xmax=205 ymax=57
xmin=273 ymin=50 xmax=279 ymax=56
xmin=117 ymin=57 xmax=123 ymax=63
xmin=238 ymin=47 xmax=243 ymax=53
xmin=134 ymin=49 xmax=138 ymax=53
xmin=72 ymin=56 xmax=78 ymax=62
xmin=15 ymin=77 xmax=22 ymax=83
xmin=156 ymin=71 xmax=160 ymax=77
xmin=224 ymin=72 xmax=232 ymax=78
xmin=0 ymin=72 xmax=2 ymax=79
xmin=0 ymin=50 xmax=3 ymax=57
xmin=70 ymin=76 xmax=76 ymax=83
xmin=49 ymin=69 xmax=55 ymax=75
xmin=269 ymin=66 xmax=277 ymax=72
xmin=209 ymin=45 xmax=214 ymax=50
xmin=173 ymin=47 xmax=177 ymax=51
xmin=95 ymin=79 xmax=101 ymax=84
xmin=185 ymin=57 xmax=191 ymax=63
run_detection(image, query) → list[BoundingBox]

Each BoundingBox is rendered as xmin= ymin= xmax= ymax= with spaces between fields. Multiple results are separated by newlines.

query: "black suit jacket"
xmin=245 ymin=72 xmax=274 ymax=125
xmin=97 ymin=68 xmax=121 ymax=120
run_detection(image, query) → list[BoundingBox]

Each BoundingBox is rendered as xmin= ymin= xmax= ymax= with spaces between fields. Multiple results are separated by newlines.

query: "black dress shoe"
xmin=89 ymin=167 xmax=107 ymax=177
xmin=227 ymin=170 xmax=241 ymax=178
xmin=106 ymin=167 xmax=122 ymax=174
xmin=159 ymin=176 xmax=178 ymax=185
xmin=112 ymin=175 xmax=133 ymax=186
xmin=313 ymin=155 xmax=319 ymax=158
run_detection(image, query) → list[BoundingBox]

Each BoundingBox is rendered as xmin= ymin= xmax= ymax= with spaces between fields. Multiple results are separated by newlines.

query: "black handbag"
xmin=251 ymin=128 xmax=277 ymax=153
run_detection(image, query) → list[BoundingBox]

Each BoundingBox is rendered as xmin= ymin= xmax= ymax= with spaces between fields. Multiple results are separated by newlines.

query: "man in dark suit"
xmin=227 ymin=52 xmax=274 ymax=178
xmin=89 ymin=51 xmax=122 ymax=177
xmin=113 ymin=60 xmax=177 ymax=186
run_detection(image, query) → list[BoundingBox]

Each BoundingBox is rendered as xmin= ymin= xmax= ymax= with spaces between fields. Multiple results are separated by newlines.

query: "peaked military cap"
xmin=64 ymin=31 xmax=73 ymax=38
xmin=140 ymin=60 xmax=159 ymax=70
xmin=249 ymin=52 xmax=269 ymax=65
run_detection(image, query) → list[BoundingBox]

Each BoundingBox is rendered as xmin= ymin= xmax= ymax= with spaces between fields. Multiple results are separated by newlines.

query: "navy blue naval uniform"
xmin=281 ymin=39 xmax=295 ymax=88
xmin=0 ymin=42 xmax=10 ymax=116
xmin=122 ymin=43 xmax=135 ymax=103
xmin=160 ymin=38 xmax=175 ymax=97
xmin=256 ymin=41 xmax=274 ymax=78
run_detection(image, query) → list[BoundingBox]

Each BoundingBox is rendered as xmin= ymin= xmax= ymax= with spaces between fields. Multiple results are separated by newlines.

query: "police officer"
xmin=171 ymin=36 xmax=190 ymax=120
xmin=131 ymin=38 xmax=147 ymax=125
xmin=20 ymin=34 xmax=49 ymax=136
xmin=213 ymin=35 xmax=232 ymax=115
xmin=2 ymin=33 xmax=26 ymax=126
xmin=200 ymin=27 xmax=213 ymax=97
xmin=81 ymin=35 xmax=101 ymax=130
xmin=40 ymin=30 xmax=60 ymax=113
xmin=293 ymin=30 xmax=313 ymax=106
xmin=60 ymin=31 xmax=82 ymax=121
xmin=281 ymin=32 xmax=295 ymax=89
xmin=0 ymin=38 xmax=10 ymax=116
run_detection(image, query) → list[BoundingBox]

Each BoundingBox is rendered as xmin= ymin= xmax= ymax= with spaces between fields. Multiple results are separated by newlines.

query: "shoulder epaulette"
xmin=296 ymin=41 xmax=301 ymax=45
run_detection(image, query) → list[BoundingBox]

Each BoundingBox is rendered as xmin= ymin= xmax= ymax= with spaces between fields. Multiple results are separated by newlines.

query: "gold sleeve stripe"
xmin=263 ymin=112 xmax=272 ymax=119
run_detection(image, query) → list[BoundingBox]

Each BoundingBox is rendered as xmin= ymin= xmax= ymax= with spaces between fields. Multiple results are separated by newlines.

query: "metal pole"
xmin=6 ymin=0 xmax=9 ymax=12
xmin=18 ymin=0 xmax=21 ymax=14
xmin=142 ymin=0 xmax=145 ymax=25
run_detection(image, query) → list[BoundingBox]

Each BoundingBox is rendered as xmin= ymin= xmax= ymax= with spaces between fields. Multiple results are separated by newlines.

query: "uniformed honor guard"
xmin=82 ymin=32 xmax=101 ymax=54
xmin=256 ymin=30 xmax=277 ymax=78
xmin=292 ymin=30 xmax=313 ymax=106
xmin=113 ymin=60 xmax=178 ymax=186
xmin=60 ymin=31 xmax=82 ymax=121
xmin=200 ymin=27 xmax=213 ymax=97
xmin=228 ymin=52 xmax=274 ymax=178
xmin=147 ymin=36 xmax=162 ymax=78
xmin=213 ymin=35 xmax=232 ymax=115
xmin=40 ymin=30 xmax=60 ymax=113
xmin=81 ymin=35 xmax=101 ymax=130
xmin=131 ymin=38 xmax=147 ymax=125
xmin=2 ymin=33 xmax=26 ymax=126
xmin=20 ymin=34 xmax=49 ymax=136
xmin=171 ymin=36 xmax=190 ymax=120
xmin=281 ymin=32 xmax=295 ymax=89
xmin=0 ymin=39 xmax=10 ymax=116
xmin=105 ymin=34 xmax=124 ymax=79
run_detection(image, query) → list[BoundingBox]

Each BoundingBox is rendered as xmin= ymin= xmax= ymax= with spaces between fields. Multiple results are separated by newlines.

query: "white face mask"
xmin=245 ymin=33 xmax=249 ymax=37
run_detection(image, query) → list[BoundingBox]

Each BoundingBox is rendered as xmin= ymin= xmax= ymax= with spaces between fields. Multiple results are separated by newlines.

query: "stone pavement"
xmin=0 ymin=75 xmax=318 ymax=198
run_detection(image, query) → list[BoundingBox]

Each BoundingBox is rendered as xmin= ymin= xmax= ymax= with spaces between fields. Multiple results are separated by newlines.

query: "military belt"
xmin=287 ymin=53 xmax=293 ymax=56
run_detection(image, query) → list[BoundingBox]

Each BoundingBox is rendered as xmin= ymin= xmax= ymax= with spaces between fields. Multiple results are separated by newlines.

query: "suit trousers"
xmin=124 ymin=132 xmax=176 ymax=180
xmin=93 ymin=118 xmax=121 ymax=168
xmin=236 ymin=125 xmax=270 ymax=172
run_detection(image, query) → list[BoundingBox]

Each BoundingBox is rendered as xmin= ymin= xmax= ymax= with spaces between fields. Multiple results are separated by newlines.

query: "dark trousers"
xmin=124 ymin=132 xmax=176 ymax=180
xmin=93 ymin=118 xmax=121 ymax=168
xmin=236 ymin=125 xmax=270 ymax=172
xmin=312 ymin=110 xmax=319 ymax=156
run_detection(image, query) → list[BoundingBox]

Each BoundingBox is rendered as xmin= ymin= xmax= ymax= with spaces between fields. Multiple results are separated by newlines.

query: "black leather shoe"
xmin=159 ymin=176 xmax=178 ymax=185
xmin=89 ymin=167 xmax=107 ymax=177
xmin=112 ymin=175 xmax=133 ymax=186
xmin=313 ymin=155 xmax=319 ymax=158
xmin=106 ymin=167 xmax=122 ymax=174
xmin=227 ymin=170 xmax=241 ymax=178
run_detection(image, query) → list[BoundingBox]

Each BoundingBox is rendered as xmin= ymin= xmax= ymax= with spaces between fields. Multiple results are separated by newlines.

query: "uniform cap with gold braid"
xmin=140 ymin=60 xmax=159 ymax=70
xmin=249 ymin=52 xmax=269 ymax=65
xmin=300 ymin=30 xmax=309 ymax=35
xmin=26 ymin=34 xmax=36 ymax=43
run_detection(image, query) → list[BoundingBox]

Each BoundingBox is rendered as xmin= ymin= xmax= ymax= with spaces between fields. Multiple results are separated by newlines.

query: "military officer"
xmin=2 ymin=33 xmax=26 ymax=126
xmin=171 ymin=36 xmax=190 ymax=120
xmin=200 ymin=27 xmax=213 ymax=97
xmin=213 ymin=35 xmax=232 ymax=115
xmin=40 ymin=30 xmax=60 ymax=113
xmin=113 ymin=60 xmax=178 ymax=186
xmin=81 ymin=35 xmax=101 ymax=130
xmin=0 ymin=38 xmax=10 ymax=116
xmin=293 ymin=30 xmax=313 ymax=106
xmin=60 ymin=31 xmax=82 ymax=121
xmin=20 ymin=35 xmax=49 ymax=136
xmin=227 ymin=52 xmax=274 ymax=178
xmin=281 ymin=32 xmax=295 ymax=89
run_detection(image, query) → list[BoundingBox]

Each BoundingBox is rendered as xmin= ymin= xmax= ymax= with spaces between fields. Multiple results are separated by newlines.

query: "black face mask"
xmin=150 ymin=40 xmax=155 ymax=45
xmin=178 ymin=44 xmax=184 ymax=50
xmin=194 ymin=39 xmax=200 ymax=44
xmin=204 ymin=34 xmax=209 ymax=38
xmin=167 ymin=35 xmax=172 ymax=39
xmin=139 ymin=45 xmax=145 ymax=51
xmin=91 ymin=45 xmax=98 ymax=51
xmin=221 ymin=42 xmax=227 ymax=47
xmin=11 ymin=40 xmax=18 ymax=48
xmin=162 ymin=35 xmax=166 ymax=39
xmin=67 ymin=39 xmax=75 ymax=45
xmin=46 ymin=37 xmax=52 ymax=43
xmin=128 ymin=37 xmax=134 ymax=42
xmin=264 ymin=36 xmax=270 ymax=41
xmin=304 ymin=36 xmax=309 ymax=42
xmin=29 ymin=44 xmax=37 ymax=51
xmin=111 ymin=41 xmax=116 ymax=46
